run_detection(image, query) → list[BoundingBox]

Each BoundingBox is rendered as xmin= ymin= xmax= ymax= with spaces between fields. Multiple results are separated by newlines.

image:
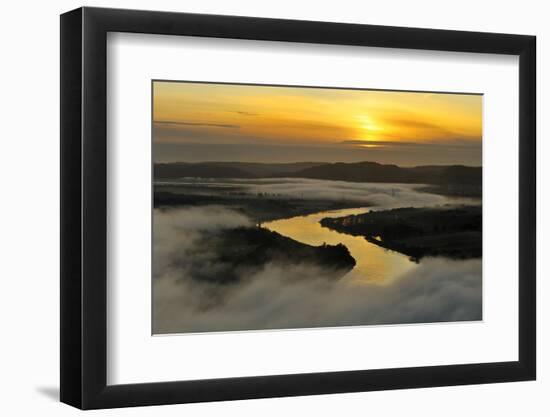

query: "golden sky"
xmin=153 ymin=81 xmax=482 ymax=166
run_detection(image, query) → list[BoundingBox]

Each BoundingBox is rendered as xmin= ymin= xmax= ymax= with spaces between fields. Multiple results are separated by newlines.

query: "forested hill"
xmin=154 ymin=161 xmax=481 ymax=186
xmin=295 ymin=162 xmax=481 ymax=185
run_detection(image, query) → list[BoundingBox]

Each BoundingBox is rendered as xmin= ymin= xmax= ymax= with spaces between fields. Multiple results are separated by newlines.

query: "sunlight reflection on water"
xmin=264 ymin=207 xmax=418 ymax=285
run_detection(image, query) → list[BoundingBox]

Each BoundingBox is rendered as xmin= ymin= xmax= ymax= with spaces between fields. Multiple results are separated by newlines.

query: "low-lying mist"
xmin=163 ymin=178 xmax=479 ymax=208
xmin=153 ymin=206 xmax=482 ymax=334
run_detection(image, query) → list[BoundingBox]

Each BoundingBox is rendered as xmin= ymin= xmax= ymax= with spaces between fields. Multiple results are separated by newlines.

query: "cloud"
xmin=153 ymin=206 xmax=251 ymax=276
xmin=341 ymin=139 xmax=425 ymax=147
xmin=153 ymin=204 xmax=481 ymax=334
xmin=340 ymin=139 xmax=481 ymax=149
xmin=382 ymin=116 xmax=450 ymax=131
xmin=221 ymin=178 xmax=477 ymax=207
xmin=231 ymin=110 xmax=259 ymax=116
xmin=154 ymin=120 xmax=240 ymax=129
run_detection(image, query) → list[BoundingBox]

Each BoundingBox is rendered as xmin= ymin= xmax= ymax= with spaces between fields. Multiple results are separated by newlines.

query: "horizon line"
xmin=153 ymin=160 xmax=482 ymax=169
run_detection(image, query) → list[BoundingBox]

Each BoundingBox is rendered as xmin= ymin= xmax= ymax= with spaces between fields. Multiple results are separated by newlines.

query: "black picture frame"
xmin=60 ymin=6 xmax=536 ymax=410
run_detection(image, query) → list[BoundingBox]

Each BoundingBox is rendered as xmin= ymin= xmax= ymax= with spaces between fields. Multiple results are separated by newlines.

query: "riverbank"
xmin=183 ymin=226 xmax=356 ymax=285
xmin=320 ymin=205 xmax=482 ymax=261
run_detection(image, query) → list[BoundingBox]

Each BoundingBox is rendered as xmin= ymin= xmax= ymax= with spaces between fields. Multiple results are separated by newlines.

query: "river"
xmin=263 ymin=207 xmax=417 ymax=285
xmin=159 ymin=178 xmax=479 ymax=286
xmin=262 ymin=183 xmax=480 ymax=286
xmin=153 ymin=180 xmax=483 ymax=332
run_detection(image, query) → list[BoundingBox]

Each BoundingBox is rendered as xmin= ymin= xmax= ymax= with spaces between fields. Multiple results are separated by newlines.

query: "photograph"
xmin=152 ymin=81 xmax=483 ymax=334
xmin=53 ymin=3 xmax=538 ymax=411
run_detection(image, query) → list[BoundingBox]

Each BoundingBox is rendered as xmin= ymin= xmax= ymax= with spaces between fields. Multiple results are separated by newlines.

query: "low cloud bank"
xmin=199 ymin=178 xmax=477 ymax=208
xmin=153 ymin=207 xmax=481 ymax=334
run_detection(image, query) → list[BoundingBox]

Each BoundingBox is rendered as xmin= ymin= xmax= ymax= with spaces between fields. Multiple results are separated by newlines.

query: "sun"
xmin=354 ymin=115 xmax=384 ymax=142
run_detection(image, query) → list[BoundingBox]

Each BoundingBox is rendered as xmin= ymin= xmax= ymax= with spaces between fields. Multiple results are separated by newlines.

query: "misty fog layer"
xmin=162 ymin=178 xmax=478 ymax=207
xmin=153 ymin=195 xmax=482 ymax=333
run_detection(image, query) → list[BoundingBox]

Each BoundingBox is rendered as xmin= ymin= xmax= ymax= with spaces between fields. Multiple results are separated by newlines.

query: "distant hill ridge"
xmin=154 ymin=161 xmax=481 ymax=185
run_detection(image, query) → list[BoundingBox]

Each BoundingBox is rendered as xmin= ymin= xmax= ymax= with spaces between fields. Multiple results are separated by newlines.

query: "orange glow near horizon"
xmin=153 ymin=81 xmax=482 ymax=165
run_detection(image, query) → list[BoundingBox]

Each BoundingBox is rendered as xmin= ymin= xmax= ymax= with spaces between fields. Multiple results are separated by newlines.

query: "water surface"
xmin=264 ymin=207 xmax=417 ymax=285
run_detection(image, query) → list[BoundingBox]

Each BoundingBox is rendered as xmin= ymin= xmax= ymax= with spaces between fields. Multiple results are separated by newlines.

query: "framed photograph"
xmin=60 ymin=7 xmax=536 ymax=409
